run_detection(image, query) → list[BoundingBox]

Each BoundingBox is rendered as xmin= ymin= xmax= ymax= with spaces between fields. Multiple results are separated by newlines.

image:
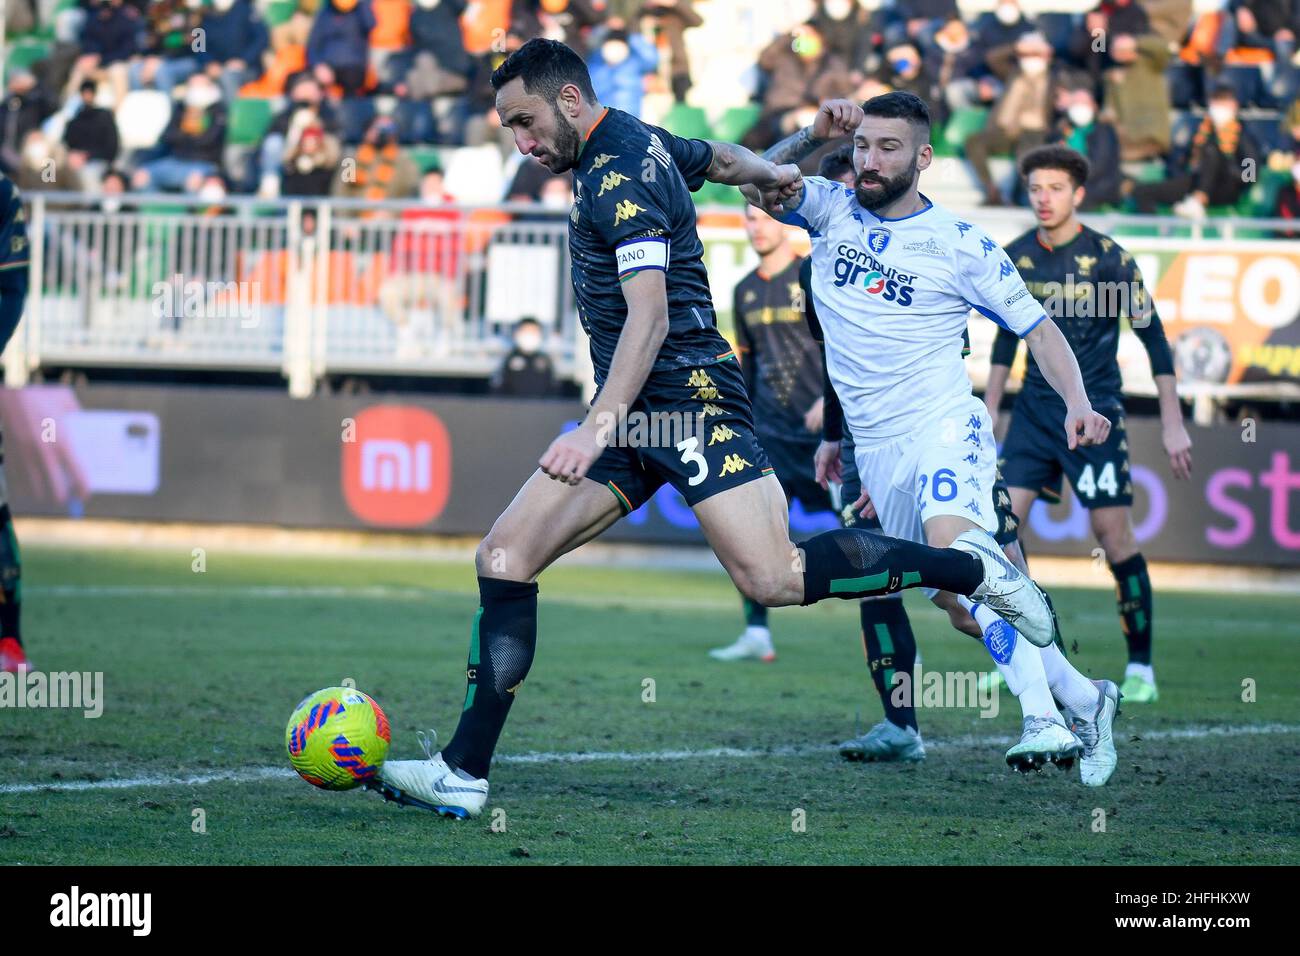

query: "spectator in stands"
xmin=752 ymin=23 xmax=856 ymax=148
xmin=505 ymin=155 xmax=554 ymax=202
xmin=334 ymin=114 xmax=419 ymax=202
xmin=1129 ymin=82 xmax=1261 ymax=218
xmin=133 ymin=73 xmax=228 ymax=192
xmin=884 ymin=0 xmax=960 ymax=53
xmin=63 ymin=80 xmax=120 ymax=189
xmin=1 ymin=70 xmax=56 ymax=178
xmin=1046 ymin=84 xmax=1122 ymax=209
xmin=642 ymin=0 xmax=705 ymax=102
xmin=381 ymin=166 xmax=463 ymax=355
xmin=280 ymin=114 xmax=342 ymax=197
xmin=198 ymin=0 xmax=271 ymax=103
xmin=258 ymin=75 xmax=341 ymax=195
xmin=490 ymin=317 xmax=559 ymax=397
xmin=973 ymin=0 xmax=1035 ymax=57
xmin=510 ymin=0 xmax=607 ymax=56
xmin=137 ymin=0 xmax=206 ymax=96
xmin=586 ymin=22 xmax=658 ymax=118
xmin=1102 ymin=31 xmax=1173 ymax=161
xmin=101 ymin=169 xmax=132 ymax=212
xmin=1226 ymin=0 xmax=1300 ymax=104
xmin=370 ymin=0 xmax=414 ymax=53
xmin=1142 ymin=0 xmax=1195 ymax=49
xmin=15 ymin=130 xmax=84 ymax=193
xmin=963 ymin=31 xmax=1057 ymax=206
xmin=1070 ymin=0 xmax=1152 ymax=90
xmin=932 ymin=18 xmax=989 ymax=111
xmin=810 ymin=0 xmax=880 ymax=74
xmin=881 ymin=42 xmax=948 ymax=129
xmin=68 ymin=0 xmax=140 ymax=104
xmin=307 ymin=0 xmax=378 ymax=96
xmin=406 ymin=0 xmax=472 ymax=99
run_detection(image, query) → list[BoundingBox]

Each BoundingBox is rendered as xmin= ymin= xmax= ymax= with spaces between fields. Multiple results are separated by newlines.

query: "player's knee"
xmin=733 ymin=564 xmax=795 ymax=609
xmin=1093 ymin=518 xmax=1136 ymax=564
xmin=474 ymin=532 xmax=516 ymax=579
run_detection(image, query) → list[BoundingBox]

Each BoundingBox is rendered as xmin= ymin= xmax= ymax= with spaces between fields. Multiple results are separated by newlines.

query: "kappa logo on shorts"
xmin=708 ymin=425 xmax=738 ymax=445
xmin=692 ymin=386 xmax=721 ymax=400
xmin=964 ymin=476 xmax=981 ymax=490
xmin=964 ymin=498 xmax=984 ymax=518
xmin=719 ymin=454 xmax=752 ymax=476
xmin=962 ymin=452 xmax=979 ymax=466
xmin=700 ymin=402 xmax=725 ymax=418
xmin=686 ymin=369 xmax=715 ymax=388
xmin=964 ymin=430 xmax=981 ymax=447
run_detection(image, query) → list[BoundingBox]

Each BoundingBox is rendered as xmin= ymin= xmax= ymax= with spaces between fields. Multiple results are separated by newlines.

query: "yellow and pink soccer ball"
xmin=285 ymin=687 xmax=391 ymax=790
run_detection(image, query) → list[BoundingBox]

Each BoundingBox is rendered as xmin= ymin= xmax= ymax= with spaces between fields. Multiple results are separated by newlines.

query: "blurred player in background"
xmin=753 ymin=96 xmax=1122 ymax=783
xmin=707 ymin=204 xmax=827 ymax=663
xmin=371 ymin=41 xmax=1061 ymax=819
xmin=0 ymin=171 xmax=29 ymax=673
xmin=986 ymin=144 xmax=1192 ymax=705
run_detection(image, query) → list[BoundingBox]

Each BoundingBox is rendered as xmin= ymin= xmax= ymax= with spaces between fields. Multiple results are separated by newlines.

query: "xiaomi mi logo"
xmin=343 ymin=406 xmax=451 ymax=527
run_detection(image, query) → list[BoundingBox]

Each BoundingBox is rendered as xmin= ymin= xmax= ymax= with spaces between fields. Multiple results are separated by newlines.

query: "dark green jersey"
xmin=569 ymin=107 xmax=732 ymax=385
xmin=994 ymin=223 xmax=1173 ymax=409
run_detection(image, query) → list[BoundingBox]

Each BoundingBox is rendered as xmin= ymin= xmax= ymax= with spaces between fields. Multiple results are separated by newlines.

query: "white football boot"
xmin=838 ymin=720 xmax=926 ymax=763
xmin=1005 ymin=715 xmax=1083 ymax=773
xmin=1067 ymin=679 xmax=1121 ymax=787
xmin=708 ymin=626 xmax=776 ymax=662
xmin=367 ymin=731 xmax=489 ymax=819
xmin=949 ymin=530 xmax=1054 ymax=647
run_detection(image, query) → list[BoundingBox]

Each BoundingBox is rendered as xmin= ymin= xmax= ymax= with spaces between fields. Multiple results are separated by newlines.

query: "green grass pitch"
xmin=1 ymin=545 xmax=1297 ymax=865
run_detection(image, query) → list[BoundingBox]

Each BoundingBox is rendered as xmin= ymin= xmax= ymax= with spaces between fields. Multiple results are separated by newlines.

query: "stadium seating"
xmin=661 ymin=104 xmax=712 ymax=141
xmin=228 ymin=98 xmax=276 ymax=147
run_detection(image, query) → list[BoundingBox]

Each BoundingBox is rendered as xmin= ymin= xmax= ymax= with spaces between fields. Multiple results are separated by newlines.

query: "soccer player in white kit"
xmin=746 ymin=94 xmax=1121 ymax=783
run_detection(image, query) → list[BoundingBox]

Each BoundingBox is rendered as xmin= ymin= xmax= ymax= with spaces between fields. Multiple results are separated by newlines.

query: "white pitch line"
xmin=3 ymin=723 xmax=1297 ymax=795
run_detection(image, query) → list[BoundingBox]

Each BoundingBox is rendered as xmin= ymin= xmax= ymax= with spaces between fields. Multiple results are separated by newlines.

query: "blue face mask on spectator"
xmin=891 ymin=58 xmax=913 ymax=75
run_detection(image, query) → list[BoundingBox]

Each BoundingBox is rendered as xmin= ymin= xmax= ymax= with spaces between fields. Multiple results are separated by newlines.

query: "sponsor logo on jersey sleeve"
xmin=1004 ymin=287 xmax=1030 ymax=307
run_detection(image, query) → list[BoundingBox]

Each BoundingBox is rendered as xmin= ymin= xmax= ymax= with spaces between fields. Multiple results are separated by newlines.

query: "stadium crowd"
xmin=1 ymin=0 xmax=1297 ymax=221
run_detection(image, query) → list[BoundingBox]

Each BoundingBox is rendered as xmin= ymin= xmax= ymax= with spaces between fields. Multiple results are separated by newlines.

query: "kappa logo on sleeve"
xmin=598 ymin=171 xmax=631 ymax=197
xmin=613 ymin=200 xmax=646 ymax=226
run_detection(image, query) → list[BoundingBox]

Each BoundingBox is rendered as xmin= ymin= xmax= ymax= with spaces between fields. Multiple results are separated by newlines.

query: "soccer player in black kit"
xmin=370 ymin=41 xmax=1060 ymax=818
xmin=985 ymin=145 xmax=1193 ymax=705
xmin=707 ymin=203 xmax=828 ymax=663
xmin=0 ymin=171 xmax=30 ymax=673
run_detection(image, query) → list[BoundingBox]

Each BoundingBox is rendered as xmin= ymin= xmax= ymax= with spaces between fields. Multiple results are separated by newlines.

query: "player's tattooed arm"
xmin=760 ymin=125 xmax=826 ymax=166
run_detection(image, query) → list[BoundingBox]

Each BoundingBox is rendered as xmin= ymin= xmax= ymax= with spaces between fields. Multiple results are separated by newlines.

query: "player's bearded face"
xmin=854 ymin=154 xmax=918 ymax=211
xmin=541 ymin=103 xmax=582 ymax=174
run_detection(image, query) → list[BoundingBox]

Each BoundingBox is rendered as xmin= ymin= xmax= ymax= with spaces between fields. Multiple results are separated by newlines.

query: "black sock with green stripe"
xmin=800 ymin=529 xmax=982 ymax=604
xmin=743 ymin=596 xmax=768 ymax=629
xmin=441 ymin=577 xmax=537 ymax=779
xmin=860 ymin=597 xmax=917 ymax=731
xmin=0 ymin=505 xmax=20 ymax=646
xmin=1110 ymin=553 xmax=1153 ymax=665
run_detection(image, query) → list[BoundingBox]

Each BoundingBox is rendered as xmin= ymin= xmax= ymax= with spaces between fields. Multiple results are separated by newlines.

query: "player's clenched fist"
xmin=1065 ymin=404 xmax=1111 ymax=450
xmin=758 ymin=162 xmax=803 ymax=213
xmin=813 ymin=99 xmax=865 ymax=139
xmin=539 ymin=424 xmax=603 ymax=485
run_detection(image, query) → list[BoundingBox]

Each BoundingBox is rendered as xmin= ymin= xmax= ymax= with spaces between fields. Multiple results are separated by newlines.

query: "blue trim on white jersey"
xmin=1021 ymin=313 xmax=1047 ymax=337
xmin=971 ymin=302 xmax=1012 ymax=331
xmin=865 ymin=192 xmax=936 ymax=223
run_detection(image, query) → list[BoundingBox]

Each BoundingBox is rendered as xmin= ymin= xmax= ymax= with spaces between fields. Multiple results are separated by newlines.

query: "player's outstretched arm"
xmin=538 ymin=270 xmax=668 ymax=485
xmin=704 ymin=141 xmax=803 ymax=211
xmin=1023 ymin=318 xmax=1112 ymax=450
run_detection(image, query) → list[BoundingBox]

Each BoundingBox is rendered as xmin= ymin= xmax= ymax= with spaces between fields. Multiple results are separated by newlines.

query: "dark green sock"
xmin=860 ymin=597 xmax=917 ymax=731
xmin=800 ymin=528 xmax=982 ymax=604
xmin=742 ymin=595 xmax=768 ymax=629
xmin=1110 ymin=553 xmax=1153 ymax=665
xmin=0 ymin=504 xmax=20 ymax=646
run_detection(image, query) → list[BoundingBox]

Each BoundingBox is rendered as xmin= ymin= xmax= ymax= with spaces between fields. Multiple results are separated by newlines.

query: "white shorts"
xmin=852 ymin=395 xmax=999 ymax=594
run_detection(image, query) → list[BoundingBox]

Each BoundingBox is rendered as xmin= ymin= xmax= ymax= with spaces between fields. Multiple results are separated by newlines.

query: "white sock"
xmin=961 ymin=597 xmax=1061 ymax=722
xmin=743 ymin=625 xmax=772 ymax=645
xmin=1038 ymin=641 xmax=1099 ymax=715
xmin=1125 ymin=661 xmax=1156 ymax=684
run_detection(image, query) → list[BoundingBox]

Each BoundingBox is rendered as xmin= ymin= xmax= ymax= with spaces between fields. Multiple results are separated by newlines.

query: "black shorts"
xmin=587 ymin=356 xmax=774 ymax=513
xmin=760 ymin=431 xmax=827 ymax=515
xmin=999 ymin=394 xmax=1132 ymax=509
xmin=840 ymin=435 xmax=1020 ymax=546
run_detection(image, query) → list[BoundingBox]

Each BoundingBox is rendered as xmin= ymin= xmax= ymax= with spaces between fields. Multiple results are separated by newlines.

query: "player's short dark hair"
xmin=860 ymin=91 xmax=932 ymax=141
xmin=818 ymin=143 xmax=855 ymax=180
xmin=490 ymin=37 xmax=597 ymax=106
xmin=1019 ymin=143 xmax=1091 ymax=189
